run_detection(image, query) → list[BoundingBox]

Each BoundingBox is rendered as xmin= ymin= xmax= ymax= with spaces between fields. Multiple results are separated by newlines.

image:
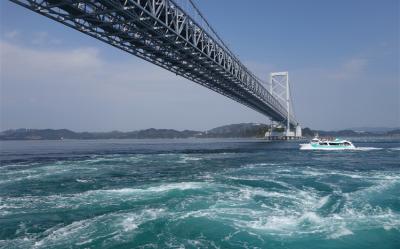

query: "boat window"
xmin=329 ymin=143 xmax=339 ymax=146
xmin=344 ymin=142 xmax=351 ymax=146
xmin=319 ymin=142 xmax=328 ymax=145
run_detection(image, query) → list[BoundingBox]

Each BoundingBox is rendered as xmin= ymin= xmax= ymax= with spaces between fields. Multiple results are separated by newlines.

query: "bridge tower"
xmin=270 ymin=72 xmax=290 ymax=135
xmin=269 ymin=72 xmax=301 ymax=139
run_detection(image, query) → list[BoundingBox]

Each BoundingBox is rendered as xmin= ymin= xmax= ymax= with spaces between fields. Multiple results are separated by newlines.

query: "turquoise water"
xmin=0 ymin=138 xmax=399 ymax=249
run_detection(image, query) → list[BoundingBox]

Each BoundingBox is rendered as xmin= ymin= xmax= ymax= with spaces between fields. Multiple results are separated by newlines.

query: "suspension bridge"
xmin=10 ymin=0 xmax=302 ymax=138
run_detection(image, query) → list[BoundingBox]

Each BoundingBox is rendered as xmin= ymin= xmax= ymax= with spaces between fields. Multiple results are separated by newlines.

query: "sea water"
xmin=0 ymin=138 xmax=399 ymax=249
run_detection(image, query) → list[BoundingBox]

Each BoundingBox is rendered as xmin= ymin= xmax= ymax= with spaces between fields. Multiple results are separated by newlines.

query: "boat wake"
xmin=300 ymin=145 xmax=382 ymax=151
xmin=352 ymin=147 xmax=383 ymax=151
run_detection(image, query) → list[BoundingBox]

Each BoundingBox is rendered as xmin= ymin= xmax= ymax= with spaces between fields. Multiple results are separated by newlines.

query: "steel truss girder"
xmin=10 ymin=0 xmax=297 ymax=125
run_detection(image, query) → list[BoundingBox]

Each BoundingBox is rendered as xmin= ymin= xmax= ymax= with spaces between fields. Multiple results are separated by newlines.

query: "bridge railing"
xmin=131 ymin=0 xmax=292 ymax=122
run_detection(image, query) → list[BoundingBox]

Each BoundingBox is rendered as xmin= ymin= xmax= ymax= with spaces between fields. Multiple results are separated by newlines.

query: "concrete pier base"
xmin=265 ymin=135 xmax=303 ymax=140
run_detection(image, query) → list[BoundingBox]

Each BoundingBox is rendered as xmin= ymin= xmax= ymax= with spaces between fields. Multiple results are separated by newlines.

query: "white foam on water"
xmin=179 ymin=183 xmax=326 ymax=232
xmin=233 ymin=209 xmax=359 ymax=240
xmin=0 ymin=237 xmax=35 ymax=249
xmin=301 ymin=211 xmax=323 ymax=223
xmin=103 ymin=182 xmax=206 ymax=194
xmin=148 ymin=181 xmax=206 ymax=192
xmin=187 ymin=239 xmax=201 ymax=246
xmin=246 ymin=215 xmax=298 ymax=231
xmin=69 ymin=182 xmax=208 ymax=199
xmin=238 ymin=188 xmax=252 ymax=200
xmin=312 ymin=171 xmax=366 ymax=180
xmin=178 ymin=155 xmax=203 ymax=163
xmin=0 ymin=182 xmax=210 ymax=218
xmin=301 ymin=170 xmax=325 ymax=176
xmin=322 ymin=177 xmax=400 ymax=233
xmin=2 ymin=155 xmax=398 ymax=246
xmin=317 ymin=195 xmax=330 ymax=208
xmin=390 ymin=147 xmax=400 ymax=151
xmin=0 ymin=196 xmax=52 ymax=215
xmin=76 ymin=179 xmax=89 ymax=183
xmin=382 ymin=175 xmax=400 ymax=180
xmin=352 ymin=147 xmax=383 ymax=151
xmin=243 ymin=163 xmax=280 ymax=168
xmin=33 ymin=218 xmax=94 ymax=248
xmin=204 ymin=176 xmax=399 ymax=239
xmin=75 ymin=238 xmax=93 ymax=246
xmin=30 ymin=208 xmax=166 ymax=248
xmin=199 ymin=173 xmax=214 ymax=180
xmin=83 ymin=155 xmax=143 ymax=164
xmin=0 ymin=169 xmax=65 ymax=185
xmin=234 ymin=187 xmax=304 ymax=205
xmin=351 ymin=177 xmax=399 ymax=198
xmin=216 ymin=181 xmax=322 ymax=216
xmin=121 ymin=218 xmax=138 ymax=232
xmin=254 ymin=190 xmax=293 ymax=199
xmin=121 ymin=208 xmax=165 ymax=232
xmin=223 ymin=230 xmax=240 ymax=241
xmin=167 ymin=175 xmax=399 ymax=241
xmin=381 ymin=215 xmax=400 ymax=231
xmin=226 ymin=175 xmax=294 ymax=190
xmin=235 ymin=211 xmax=325 ymax=236
xmin=299 ymin=144 xmax=314 ymax=150
xmin=327 ymin=226 xmax=353 ymax=239
xmin=302 ymin=168 xmax=398 ymax=181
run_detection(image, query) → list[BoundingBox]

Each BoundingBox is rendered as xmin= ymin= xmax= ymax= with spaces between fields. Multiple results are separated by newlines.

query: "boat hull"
xmin=300 ymin=143 xmax=355 ymax=150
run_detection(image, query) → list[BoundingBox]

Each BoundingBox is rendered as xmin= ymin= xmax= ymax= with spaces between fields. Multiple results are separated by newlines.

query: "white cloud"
xmin=4 ymin=30 xmax=19 ymax=39
xmin=0 ymin=40 xmax=187 ymax=86
xmin=289 ymin=56 xmax=399 ymax=130
xmin=31 ymin=31 xmax=62 ymax=45
xmin=328 ymin=58 xmax=368 ymax=80
xmin=2 ymin=39 xmax=396 ymax=132
xmin=1 ymin=41 xmax=102 ymax=82
xmin=0 ymin=40 xmax=267 ymax=131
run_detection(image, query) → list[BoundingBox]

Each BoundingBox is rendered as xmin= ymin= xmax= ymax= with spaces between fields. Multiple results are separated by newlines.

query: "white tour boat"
xmin=300 ymin=136 xmax=355 ymax=150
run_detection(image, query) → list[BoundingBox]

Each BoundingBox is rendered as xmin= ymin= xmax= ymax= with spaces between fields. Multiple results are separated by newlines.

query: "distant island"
xmin=1 ymin=123 xmax=399 ymax=140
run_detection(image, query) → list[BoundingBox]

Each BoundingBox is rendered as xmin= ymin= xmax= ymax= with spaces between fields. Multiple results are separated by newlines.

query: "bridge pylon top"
xmin=270 ymin=72 xmax=297 ymax=128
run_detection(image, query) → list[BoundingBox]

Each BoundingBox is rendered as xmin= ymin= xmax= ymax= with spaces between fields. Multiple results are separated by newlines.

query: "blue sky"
xmin=0 ymin=0 xmax=399 ymax=131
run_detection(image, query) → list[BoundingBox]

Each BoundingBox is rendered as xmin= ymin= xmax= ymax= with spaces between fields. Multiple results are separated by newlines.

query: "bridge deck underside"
xmin=11 ymin=0 xmax=297 ymax=126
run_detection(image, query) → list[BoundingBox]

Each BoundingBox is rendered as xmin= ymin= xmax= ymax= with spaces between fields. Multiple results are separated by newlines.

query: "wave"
xmin=0 ymin=208 xmax=166 ymax=248
xmin=231 ymin=204 xmax=398 ymax=239
xmin=240 ymin=211 xmax=323 ymax=232
xmin=74 ymin=177 xmax=88 ymax=183
xmin=178 ymin=155 xmax=203 ymax=163
xmin=0 ymin=182 xmax=209 ymax=217
xmin=32 ymin=208 xmax=165 ymax=248
xmin=102 ymin=182 xmax=206 ymax=194
xmin=0 ymin=166 xmax=73 ymax=185
xmin=352 ymin=147 xmax=383 ymax=151
xmin=2 ymin=179 xmax=399 ymax=247
xmin=327 ymin=226 xmax=353 ymax=239
xmin=2 ymin=150 xmax=399 ymax=248
xmin=243 ymin=163 xmax=281 ymax=168
xmin=170 ymin=177 xmax=400 ymax=240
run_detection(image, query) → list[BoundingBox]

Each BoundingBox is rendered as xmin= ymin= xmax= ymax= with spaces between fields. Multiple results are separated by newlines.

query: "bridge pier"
xmin=264 ymin=122 xmax=302 ymax=140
